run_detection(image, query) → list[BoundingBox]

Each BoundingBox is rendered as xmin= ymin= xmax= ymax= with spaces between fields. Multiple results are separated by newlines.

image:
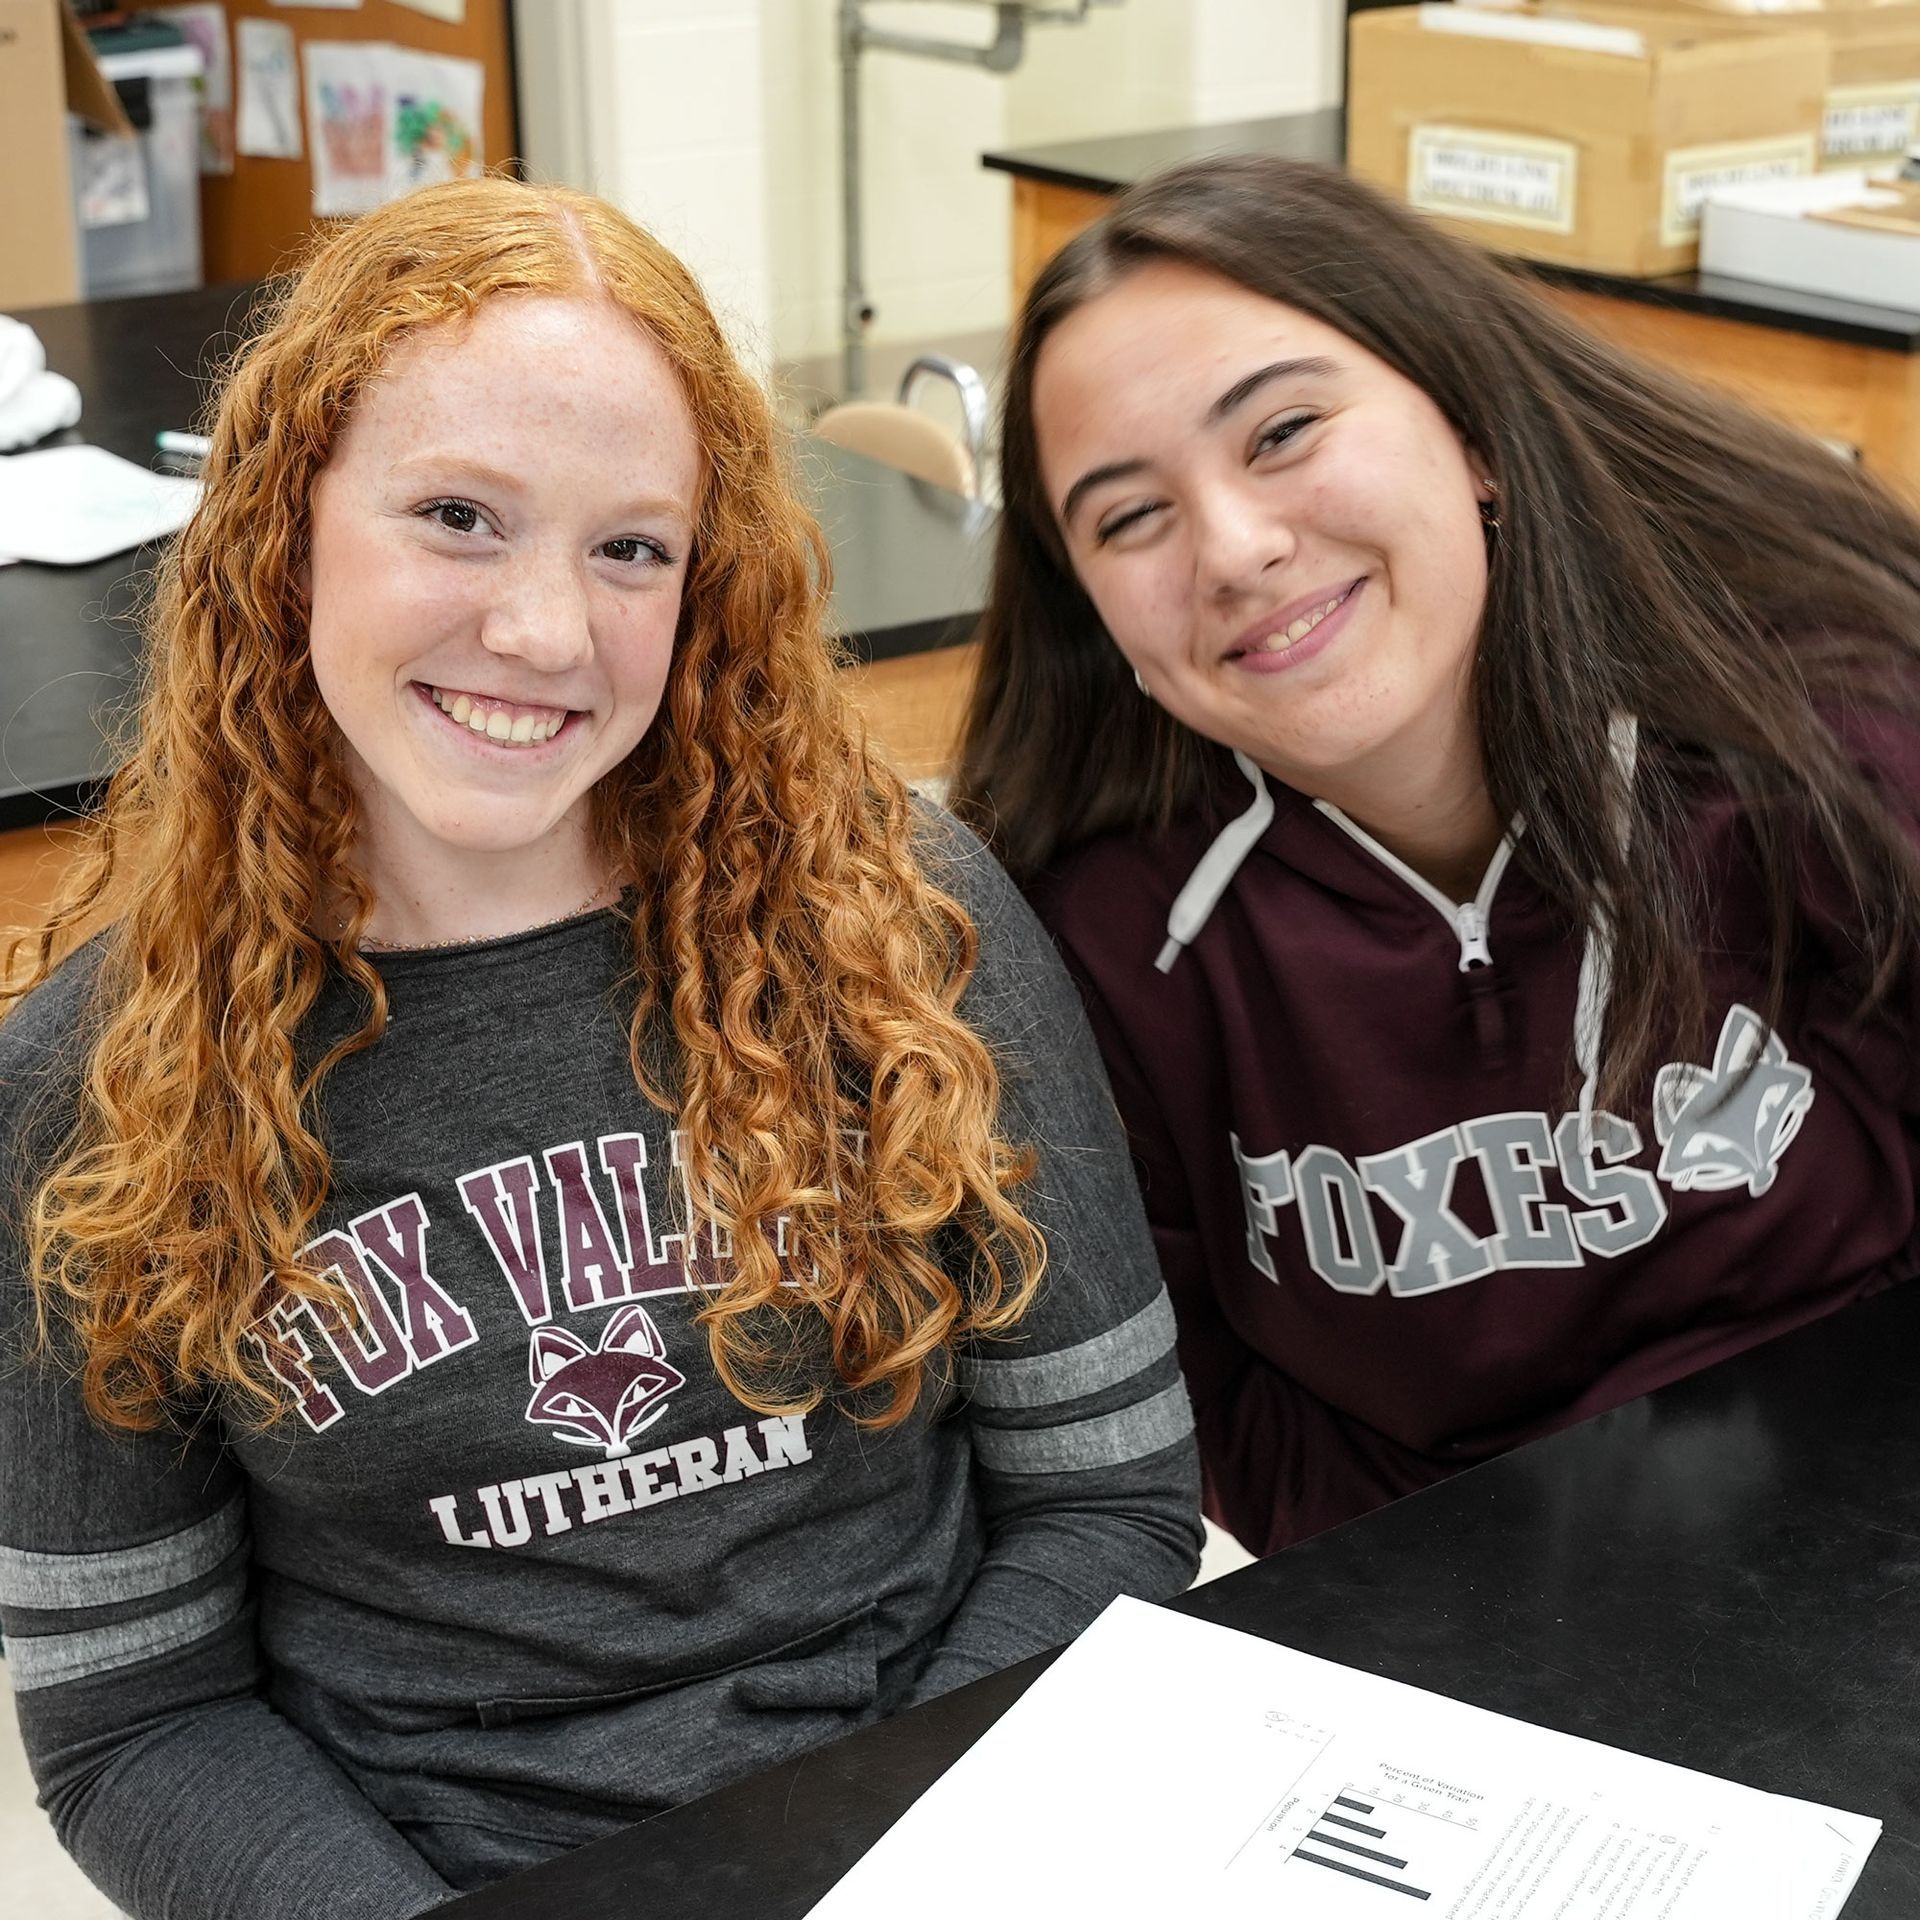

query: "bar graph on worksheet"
xmin=1240 ymin=1764 xmax=1495 ymax=1911
xmin=807 ymin=1601 xmax=1882 ymax=1920
xmin=1289 ymin=1788 xmax=1487 ymax=1901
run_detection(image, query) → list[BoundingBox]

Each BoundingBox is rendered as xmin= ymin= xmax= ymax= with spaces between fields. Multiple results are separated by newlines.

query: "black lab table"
xmin=445 ymin=1279 xmax=1920 ymax=1918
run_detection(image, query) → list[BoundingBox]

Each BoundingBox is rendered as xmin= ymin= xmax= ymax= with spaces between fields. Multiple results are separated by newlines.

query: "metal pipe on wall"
xmin=838 ymin=0 xmax=1121 ymax=397
xmin=839 ymin=0 xmax=868 ymax=399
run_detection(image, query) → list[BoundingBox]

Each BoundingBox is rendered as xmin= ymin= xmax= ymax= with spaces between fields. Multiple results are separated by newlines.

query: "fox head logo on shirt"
xmin=1654 ymin=1004 xmax=1815 ymax=1198
xmin=430 ymin=1294 xmax=810 ymax=1551
xmin=527 ymin=1302 xmax=686 ymax=1457
xmin=251 ymin=1132 xmax=823 ymax=1552
xmin=1230 ymin=999 xmax=1818 ymax=1298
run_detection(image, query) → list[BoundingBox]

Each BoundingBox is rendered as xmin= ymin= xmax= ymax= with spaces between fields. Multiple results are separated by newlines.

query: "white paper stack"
xmin=812 ymin=1597 xmax=1880 ymax=1919
xmin=1701 ymin=171 xmax=1920 ymax=311
xmin=0 ymin=444 xmax=201 ymax=567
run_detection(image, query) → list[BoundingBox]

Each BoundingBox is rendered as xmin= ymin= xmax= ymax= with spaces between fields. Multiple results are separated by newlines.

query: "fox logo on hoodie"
xmin=525 ymin=1303 xmax=686 ymax=1458
xmin=1653 ymin=1004 xmax=1814 ymax=1198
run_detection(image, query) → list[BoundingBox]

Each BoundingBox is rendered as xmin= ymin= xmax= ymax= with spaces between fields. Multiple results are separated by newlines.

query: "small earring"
xmin=1133 ymin=666 xmax=1149 ymax=695
xmin=1479 ymin=476 xmax=1502 ymax=538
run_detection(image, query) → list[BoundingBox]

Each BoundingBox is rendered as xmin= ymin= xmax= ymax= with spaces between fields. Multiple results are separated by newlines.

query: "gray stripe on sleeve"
xmin=0 ymin=1495 xmax=246 ymax=1610
xmin=961 ymin=1292 xmax=1177 ymax=1410
xmin=5 ymin=1572 xmax=247 ymax=1692
xmin=972 ymin=1380 xmax=1194 ymax=1476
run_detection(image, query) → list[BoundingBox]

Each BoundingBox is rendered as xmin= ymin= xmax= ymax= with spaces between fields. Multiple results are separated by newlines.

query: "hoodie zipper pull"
xmin=1455 ymin=902 xmax=1493 ymax=971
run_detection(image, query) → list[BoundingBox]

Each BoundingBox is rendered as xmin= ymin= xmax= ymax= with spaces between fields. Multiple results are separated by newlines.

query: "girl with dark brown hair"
xmin=954 ymin=154 xmax=1920 ymax=1558
xmin=0 ymin=180 xmax=1199 ymax=1916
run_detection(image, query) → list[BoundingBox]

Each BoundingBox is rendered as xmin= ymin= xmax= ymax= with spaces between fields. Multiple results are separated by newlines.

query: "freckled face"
xmin=305 ymin=294 xmax=701 ymax=876
xmin=1033 ymin=261 xmax=1492 ymax=792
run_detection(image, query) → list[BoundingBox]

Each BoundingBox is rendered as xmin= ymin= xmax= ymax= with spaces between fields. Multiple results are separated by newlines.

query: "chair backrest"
xmin=811 ymin=400 xmax=976 ymax=497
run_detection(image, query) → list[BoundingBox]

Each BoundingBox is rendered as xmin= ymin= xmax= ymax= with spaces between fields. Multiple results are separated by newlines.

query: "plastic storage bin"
xmin=68 ymin=40 xmax=204 ymax=300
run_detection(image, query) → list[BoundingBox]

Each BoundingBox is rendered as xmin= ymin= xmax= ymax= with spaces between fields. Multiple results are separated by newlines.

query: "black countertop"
xmin=984 ymin=106 xmax=1350 ymax=197
xmin=983 ymin=110 xmax=1920 ymax=353
xmin=444 ymin=1277 xmax=1920 ymax=1918
xmin=0 ymin=286 xmax=993 ymax=833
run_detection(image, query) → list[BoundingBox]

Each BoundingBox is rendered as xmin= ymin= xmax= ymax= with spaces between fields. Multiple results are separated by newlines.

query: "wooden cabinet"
xmin=1535 ymin=285 xmax=1920 ymax=493
xmin=1011 ymin=178 xmax=1113 ymax=314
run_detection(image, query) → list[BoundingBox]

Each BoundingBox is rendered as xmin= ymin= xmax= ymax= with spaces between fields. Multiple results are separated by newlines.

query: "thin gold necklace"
xmin=353 ymin=883 xmax=615 ymax=954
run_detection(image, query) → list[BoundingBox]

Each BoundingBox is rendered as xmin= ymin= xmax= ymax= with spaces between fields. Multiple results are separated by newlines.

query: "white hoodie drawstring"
xmin=1571 ymin=927 xmax=1612 ymax=1157
xmin=1573 ymin=713 xmax=1640 ymax=1153
xmin=1155 ymin=751 xmax=1274 ymax=973
xmin=1151 ymin=719 xmax=1641 ymax=1153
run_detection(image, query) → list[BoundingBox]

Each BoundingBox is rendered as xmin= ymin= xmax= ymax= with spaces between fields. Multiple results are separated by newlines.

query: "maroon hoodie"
xmin=1032 ymin=730 xmax=1920 ymax=1556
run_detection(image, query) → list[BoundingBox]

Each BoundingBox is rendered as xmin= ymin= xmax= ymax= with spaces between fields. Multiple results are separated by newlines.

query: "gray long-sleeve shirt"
xmin=0 ymin=820 xmax=1201 ymax=1918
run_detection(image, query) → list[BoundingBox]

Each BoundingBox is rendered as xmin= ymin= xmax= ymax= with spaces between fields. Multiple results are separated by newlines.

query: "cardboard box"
xmin=1700 ymin=170 xmax=1920 ymax=306
xmin=1611 ymin=1 xmax=1920 ymax=168
xmin=1348 ymin=4 xmax=1830 ymax=275
xmin=0 ymin=1 xmax=134 ymax=310
xmin=1812 ymin=8 xmax=1920 ymax=166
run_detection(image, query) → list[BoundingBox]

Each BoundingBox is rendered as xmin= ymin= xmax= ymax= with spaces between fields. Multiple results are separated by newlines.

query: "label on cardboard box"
xmin=1823 ymin=84 xmax=1920 ymax=167
xmin=1408 ymin=125 xmax=1579 ymax=234
xmin=1660 ymin=134 xmax=1818 ymax=247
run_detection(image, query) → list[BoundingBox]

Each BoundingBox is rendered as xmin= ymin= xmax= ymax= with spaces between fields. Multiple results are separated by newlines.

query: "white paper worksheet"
xmin=811 ymin=1598 xmax=1880 ymax=1920
xmin=0 ymin=446 xmax=201 ymax=566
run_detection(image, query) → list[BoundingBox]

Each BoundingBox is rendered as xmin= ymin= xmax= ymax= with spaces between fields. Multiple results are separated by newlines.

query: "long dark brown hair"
xmin=953 ymin=154 xmax=1920 ymax=1107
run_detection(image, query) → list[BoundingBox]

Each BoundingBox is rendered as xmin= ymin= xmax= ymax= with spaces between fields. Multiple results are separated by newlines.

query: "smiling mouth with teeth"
xmin=1242 ymin=581 xmax=1359 ymax=657
xmin=425 ymin=684 xmax=571 ymax=747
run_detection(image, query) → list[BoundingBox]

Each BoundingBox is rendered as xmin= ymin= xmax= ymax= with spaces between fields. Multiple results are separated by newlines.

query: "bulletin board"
xmin=195 ymin=0 xmax=519 ymax=283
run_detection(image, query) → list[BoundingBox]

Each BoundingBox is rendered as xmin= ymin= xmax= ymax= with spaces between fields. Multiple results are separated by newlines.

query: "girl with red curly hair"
xmin=0 ymin=180 xmax=1199 ymax=1917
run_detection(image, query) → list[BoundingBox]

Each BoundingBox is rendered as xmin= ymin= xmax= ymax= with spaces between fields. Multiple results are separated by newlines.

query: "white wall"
xmin=1005 ymin=0 xmax=1197 ymax=147
xmin=517 ymin=0 xmax=1346 ymax=376
xmin=1192 ymin=0 xmax=1341 ymax=123
xmin=516 ymin=0 xmax=775 ymax=368
xmin=763 ymin=2 xmax=1014 ymax=369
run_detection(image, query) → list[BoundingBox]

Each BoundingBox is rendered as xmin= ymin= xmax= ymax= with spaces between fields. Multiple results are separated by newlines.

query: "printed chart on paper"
xmin=808 ymin=1599 xmax=1881 ymax=1920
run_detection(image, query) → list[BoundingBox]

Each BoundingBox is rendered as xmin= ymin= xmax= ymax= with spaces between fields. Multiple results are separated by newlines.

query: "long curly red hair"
xmin=6 ymin=179 xmax=1042 ymax=1431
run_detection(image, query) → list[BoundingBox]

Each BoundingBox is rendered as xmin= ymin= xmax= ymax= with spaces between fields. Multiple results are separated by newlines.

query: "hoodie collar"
xmin=1152 ymin=717 xmax=1640 ymax=1147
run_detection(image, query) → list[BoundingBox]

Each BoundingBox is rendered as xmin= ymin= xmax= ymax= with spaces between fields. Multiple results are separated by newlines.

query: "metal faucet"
xmin=897 ymin=354 xmax=993 ymax=498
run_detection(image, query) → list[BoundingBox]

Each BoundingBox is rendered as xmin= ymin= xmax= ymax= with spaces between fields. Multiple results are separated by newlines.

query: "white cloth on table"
xmin=0 ymin=316 xmax=83 ymax=454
